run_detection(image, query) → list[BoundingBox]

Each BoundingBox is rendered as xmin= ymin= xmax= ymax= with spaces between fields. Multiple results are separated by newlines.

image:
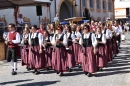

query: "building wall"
xmin=0 ymin=0 xmax=114 ymax=26
xmin=115 ymin=0 xmax=130 ymax=8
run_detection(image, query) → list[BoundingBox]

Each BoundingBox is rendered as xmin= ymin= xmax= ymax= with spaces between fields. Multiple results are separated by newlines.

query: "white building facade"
xmin=114 ymin=0 xmax=130 ymax=19
xmin=0 ymin=0 xmax=114 ymax=26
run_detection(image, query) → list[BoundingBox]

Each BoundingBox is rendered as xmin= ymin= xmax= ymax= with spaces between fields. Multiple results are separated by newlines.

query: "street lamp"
xmin=72 ymin=0 xmax=78 ymax=17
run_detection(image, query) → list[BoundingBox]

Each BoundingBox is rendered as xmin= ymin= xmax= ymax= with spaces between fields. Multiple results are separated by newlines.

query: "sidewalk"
xmin=0 ymin=34 xmax=130 ymax=86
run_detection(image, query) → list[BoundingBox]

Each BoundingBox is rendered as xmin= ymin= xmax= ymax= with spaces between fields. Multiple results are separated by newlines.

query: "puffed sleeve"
xmin=71 ymin=33 xmax=76 ymax=42
xmin=38 ymin=33 xmax=43 ymax=45
xmin=63 ymin=34 xmax=68 ymax=46
xmin=91 ymin=33 xmax=97 ymax=47
xmin=51 ymin=34 xmax=56 ymax=45
xmin=106 ymin=29 xmax=109 ymax=38
xmin=79 ymin=36 xmax=83 ymax=45
xmin=102 ymin=34 xmax=106 ymax=44
xmin=49 ymin=36 xmax=53 ymax=42
xmin=109 ymin=30 xmax=113 ymax=38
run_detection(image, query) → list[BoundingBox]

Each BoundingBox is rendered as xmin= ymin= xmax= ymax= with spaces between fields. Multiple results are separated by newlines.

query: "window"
xmin=82 ymin=0 xmax=86 ymax=7
xmin=102 ymin=0 xmax=106 ymax=10
xmin=108 ymin=1 xmax=112 ymax=11
xmin=90 ymin=0 xmax=94 ymax=8
xmin=97 ymin=0 xmax=100 ymax=9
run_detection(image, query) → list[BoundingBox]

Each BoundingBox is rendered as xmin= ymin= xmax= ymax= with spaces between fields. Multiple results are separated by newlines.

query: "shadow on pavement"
xmin=16 ymin=80 xmax=60 ymax=86
xmin=0 ymin=79 xmax=33 ymax=85
xmin=94 ymin=46 xmax=130 ymax=77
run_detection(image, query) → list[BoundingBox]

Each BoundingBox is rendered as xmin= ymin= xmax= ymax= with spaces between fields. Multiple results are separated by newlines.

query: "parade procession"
xmin=1 ymin=0 xmax=130 ymax=86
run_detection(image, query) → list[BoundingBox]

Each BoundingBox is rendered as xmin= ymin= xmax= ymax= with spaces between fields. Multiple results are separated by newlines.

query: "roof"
xmin=0 ymin=0 xmax=51 ymax=9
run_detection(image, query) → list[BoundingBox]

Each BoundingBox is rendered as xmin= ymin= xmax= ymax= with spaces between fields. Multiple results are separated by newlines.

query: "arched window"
xmin=90 ymin=0 xmax=94 ymax=8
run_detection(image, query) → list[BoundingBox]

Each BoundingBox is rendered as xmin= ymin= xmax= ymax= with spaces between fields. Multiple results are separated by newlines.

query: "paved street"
xmin=0 ymin=34 xmax=130 ymax=86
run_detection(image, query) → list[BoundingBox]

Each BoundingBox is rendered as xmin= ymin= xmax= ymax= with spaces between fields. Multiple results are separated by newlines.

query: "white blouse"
xmin=79 ymin=32 xmax=97 ymax=47
xmin=112 ymin=26 xmax=120 ymax=35
xmin=105 ymin=29 xmax=113 ymax=39
xmin=66 ymin=32 xmax=75 ymax=42
xmin=51 ymin=33 xmax=67 ymax=46
xmin=95 ymin=34 xmax=106 ymax=44
xmin=21 ymin=33 xmax=29 ymax=44
xmin=75 ymin=32 xmax=82 ymax=38
xmin=28 ymin=32 xmax=43 ymax=45
xmin=44 ymin=36 xmax=52 ymax=43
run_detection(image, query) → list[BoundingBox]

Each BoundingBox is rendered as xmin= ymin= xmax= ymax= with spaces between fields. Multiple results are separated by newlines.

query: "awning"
xmin=0 ymin=0 xmax=51 ymax=9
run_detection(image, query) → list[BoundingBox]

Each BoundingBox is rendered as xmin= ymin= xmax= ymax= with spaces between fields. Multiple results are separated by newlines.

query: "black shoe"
xmin=56 ymin=71 xmax=59 ymax=74
xmin=68 ymin=68 xmax=72 ymax=72
xmin=12 ymin=71 xmax=17 ymax=75
xmin=87 ymin=73 xmax=92 ymax=77
xmin=59 ymin=72 xmax=64 ymax=76
xmin=46 ymin=68 xmax=50 ymax=71
xmin=84 ymin=72 xmax=88 ymax=75
xmin=26 ymin=66 xmax=31 ymax=71
xmin=78 ymin=64 xmax=82 ymax=69
xmin=32 ymin=69 xmax=37 ymax=73
xmin=35 ymin=71 xmax=41 ymax=75
xmin=99 ymin=68 xmax=103 ymax=71
xmin=12 ymin=68 xmax=17 ymax=71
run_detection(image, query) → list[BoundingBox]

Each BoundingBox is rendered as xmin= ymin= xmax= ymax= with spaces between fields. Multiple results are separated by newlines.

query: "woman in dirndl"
xmin=65 ymin=26 xmax=76 ymax=72
xmin=106 ymin=25 xmax=113 ymax=62
xmin=21 ymin=28 xmax=30 ymax=70
xmin=28 ymin=25 xmax=44 ymax=75
xmin=51 ymin=25 xmax=67 ymax=76
xmin=79 ymin=25 xmax=97 ymax=77
xmin=73 ymin=25 xmax=82 ymax=68
xmin=95 ymin=27 xmax=107 ymax=71
xmin=42 ymin=30 xmax=53 ymax=70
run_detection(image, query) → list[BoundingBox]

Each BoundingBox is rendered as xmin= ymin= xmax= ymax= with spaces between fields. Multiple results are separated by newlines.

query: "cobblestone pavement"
xmin=0 ymin=34 xmax=130 ymax=86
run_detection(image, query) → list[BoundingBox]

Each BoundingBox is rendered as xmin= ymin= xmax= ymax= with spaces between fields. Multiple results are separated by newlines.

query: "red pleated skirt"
xmin=52 ymin=47 xmax=67 ymax=72
xmin=81 ymin=46 xmax=97 ymax=73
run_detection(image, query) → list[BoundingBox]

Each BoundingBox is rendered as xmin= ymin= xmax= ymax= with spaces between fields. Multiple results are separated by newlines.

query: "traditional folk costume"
xmin=66 ymin=32 xmax=76 ymax=71
xmin=79 ymin=32 xmax=97 ymax=77
xmin=73 ymin=32 xmax=82 ymax=66
xmin=105 ymin=29 xmax=113 ymax=62
xmin=95 ymin=33 xmax=107 ymax=69
xmin=21 ymin=33 xmax=30 ymax=70
xmin=102 ymin=28 xmax=112 ymax=63
xmin=51 ymin=33 xmax=67 ymax=76
xmin=112 ymin=26 xmax=120 ymax=56
xmin=43 ymin=35 xmax=53 ymax=69
xmin=28 ymin=32 xmax=44 ymax=74
xmin=6 ymin=31 xmax=21 ymax=75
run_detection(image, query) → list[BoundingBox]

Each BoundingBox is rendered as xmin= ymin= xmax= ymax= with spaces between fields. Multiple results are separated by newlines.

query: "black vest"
xmin=82 ymin=33 xmax=92 ymax=47
xmin=23 ymin=34 xmax=29 ymax=45
xmin=55 ymin=34 xmax=64 ymax=48
xmin=96 ymin=34 xmax=104 ymax=46
xmin=67 ymin=33 xmax=73 ymax=46
xmin=30 ymin=32 xmax=39 ymax=46
xmin=104 ymin=28 xmax=107 ymax=34
xmin=44 ymin=36 xmax=52 ymax=48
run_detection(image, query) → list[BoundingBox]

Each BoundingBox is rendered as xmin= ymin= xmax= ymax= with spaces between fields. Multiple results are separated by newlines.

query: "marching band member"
xmin=6 ymin=23 xmax=21 ymax=75
xmin=28 ymin=25 xmax=44 ymax=75
xmin=95 ymin=27 xmax=107 ymax=71
xmin=65 ymin=26 xmax=76 ymax=72
xmin=73 ymin=25 xmax=82 ymax=68
xmin=51 ymin=25 xmax=68 ymax=76
xmin=42 ymin=30 xmax=53 ymax=70
xmin=79 ymin=25 xmax=97 ymax=77
xmin=21 ymin=28 xmax=30 ymax=70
